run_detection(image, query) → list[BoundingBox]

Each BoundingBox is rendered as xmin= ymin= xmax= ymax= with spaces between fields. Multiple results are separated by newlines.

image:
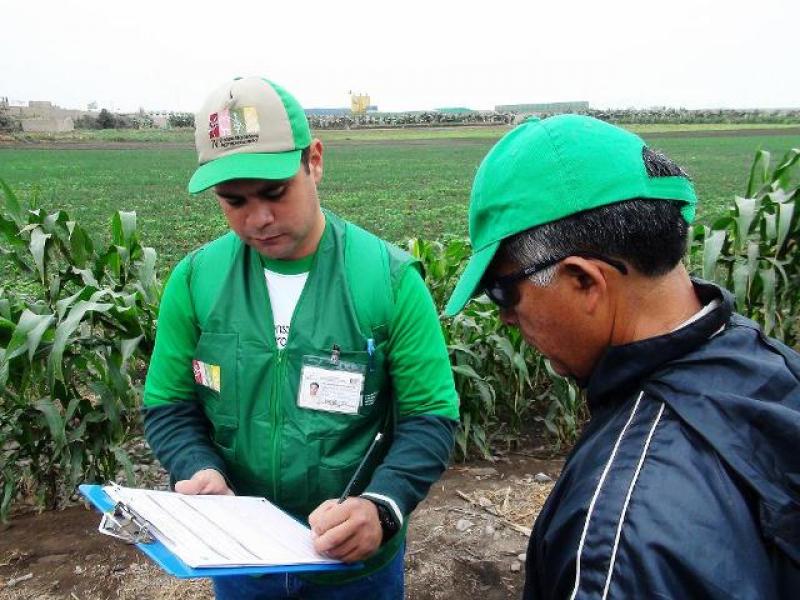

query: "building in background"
xmin=2 ymin=100 xmax=85 ymax=132
xmin=304 ymin=107 xmax=352 ymax=116
xmin=435 ymin=107 xmax=474 ymax=115
xmin=494 ymin=101 xmax=590 ymax=114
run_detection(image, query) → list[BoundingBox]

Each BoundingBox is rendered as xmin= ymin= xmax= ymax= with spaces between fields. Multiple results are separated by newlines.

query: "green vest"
xmin=186 ymin=211 xmax=415 ymax=578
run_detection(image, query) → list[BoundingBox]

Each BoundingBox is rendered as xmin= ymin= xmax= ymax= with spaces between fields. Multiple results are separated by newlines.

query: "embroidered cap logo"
xmin=208 ymin=106 xmax=260 ymax=149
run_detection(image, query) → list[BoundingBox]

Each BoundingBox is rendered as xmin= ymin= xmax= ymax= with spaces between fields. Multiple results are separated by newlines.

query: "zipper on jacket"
xmin=270 ymin=349 xmax=286 ymax=501
xmin=262 ymin=224 xmax=323 ymax=504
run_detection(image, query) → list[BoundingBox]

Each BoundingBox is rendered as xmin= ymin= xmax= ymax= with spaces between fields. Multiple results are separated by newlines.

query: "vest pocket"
xmin=193 ymin=331 xmax=239 ymax=456
xmin=210 ymin=415 xmax=238 ymax=463
xmin=301 ymin=421 xmax=387 ymax=508
xmin=318 ymin=457 xmax=364 ymax=499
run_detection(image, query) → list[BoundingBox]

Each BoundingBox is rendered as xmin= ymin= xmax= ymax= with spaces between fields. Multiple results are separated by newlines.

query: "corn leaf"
xmin=0 ymin=213 xmax=26 ymax=249
xmin=2 ymin=309 xmax=55 ymax=364
xmin=734 ymin=197 xmax=758 ymax=248
xmin=776 ymin=200 xmax=795 ymax=255
xmin=448 ymin=343 xmax=479 ymax=359
xmin=452 ymin=364 xmax=483 ymax=380
xmin=763 ymin=213 xmax=777 ymax=242
xmin=138 ymin=246 xmax=157 ymax=285
xmin=69 ymin=223 xmax=93 ymax=268
xmin=72 ymin=267 xmax=99 ymax=288
xmin=111 ymin=445 xmax=136 ymax=486
xmin=474 ymin=379 xmax=495 ymax=412
xmin=65 ymin=397 xmax=81 ymax=422
xmin=772 ymin=148 xmax=800 ymax=189
xmin=34 ymin=398 xmax=66 ymax=452
xmin=512 ymin=353 xmax=530 ymax=382
xmin=67 ymin=448 xmax=85 ymax=493
xmin=746 ymin=150 xmax=770 ymax=198
xmin=29 ymin=227 xmax=52 ymax=284
xmin=759 ymin=268 xmax=777 ymax=335
xmin=746 ymin=242 xmax=760 ymax=284
xmin=42 ymin=211 xmax=69 ymax=237
xmin=0 ymin=179 xmax=24 ymax=226
xmin=732 ymin=260 xmax=750 ymax=310
xmin=55 ymin=290 xmax=85 ymax=322
xmin=119 ymin=335 xmax=143 ymax=365
xmin=112 ymin=211 xmax=137 ymax=248
xmin=702 ymin=229 xmax=726 ymax=281
xmin=490 ymin=334 xmax=516 ymax=364
xmin=48 ymin=300 xmax=114 ymax=383
xmin=0 ymin=297 xmax=10 ymax=320
xmin=89 ymin=380 xmax=120 ymax=426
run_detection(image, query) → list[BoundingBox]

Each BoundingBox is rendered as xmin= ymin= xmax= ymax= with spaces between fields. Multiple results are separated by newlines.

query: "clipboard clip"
xmin=99 ymin=501 xmax=155 ymax=545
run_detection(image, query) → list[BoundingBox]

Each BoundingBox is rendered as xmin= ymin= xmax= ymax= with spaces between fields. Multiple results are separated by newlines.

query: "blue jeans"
xmin=212 ymin=546 xmax=404 ymax=599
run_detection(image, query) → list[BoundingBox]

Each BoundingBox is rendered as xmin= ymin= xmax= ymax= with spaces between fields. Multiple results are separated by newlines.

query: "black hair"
xmin=502 ymin=198 xmax=689 ymax=281
xmin=500 ymin=147 xmax=692 ymax=281
xmin=642 ymin=147 xmax=688 ymax=178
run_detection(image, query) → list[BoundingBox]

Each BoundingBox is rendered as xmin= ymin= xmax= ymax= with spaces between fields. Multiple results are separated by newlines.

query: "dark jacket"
xmin=525 ymin=280 xmax=800 ymax=599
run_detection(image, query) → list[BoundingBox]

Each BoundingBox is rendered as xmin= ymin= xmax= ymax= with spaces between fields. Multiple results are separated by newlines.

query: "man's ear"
xmin=560 ymin=256 xmax=610 ymax=315
xmin=308 ymin=138 xmax=324 ymax=184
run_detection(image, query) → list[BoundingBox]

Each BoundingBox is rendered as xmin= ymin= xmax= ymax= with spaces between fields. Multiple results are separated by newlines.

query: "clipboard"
xmin=78 ymin=484 xmax=361 ymax=579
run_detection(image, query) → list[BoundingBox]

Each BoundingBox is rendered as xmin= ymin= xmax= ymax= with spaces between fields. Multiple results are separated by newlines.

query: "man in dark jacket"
xmin=445 ymin=115 xmax=800 ymax=599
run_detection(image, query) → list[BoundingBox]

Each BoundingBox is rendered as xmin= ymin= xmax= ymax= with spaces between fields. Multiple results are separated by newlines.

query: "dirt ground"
xmin=0 ymin=448 xmax=563 ymax=600
xmin=3 ymin=126 xmax=799 ymax=149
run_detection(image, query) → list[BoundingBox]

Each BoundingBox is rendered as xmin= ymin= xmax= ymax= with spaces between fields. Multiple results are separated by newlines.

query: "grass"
xmin=1 ymin=128 xmax=798 ymax=280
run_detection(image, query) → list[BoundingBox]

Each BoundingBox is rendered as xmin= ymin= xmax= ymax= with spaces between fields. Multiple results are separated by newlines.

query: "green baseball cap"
xmin=188 ymin=77 xmax=312 ymax=194
xmin=444 ymin=114 xmax=697 ymax=316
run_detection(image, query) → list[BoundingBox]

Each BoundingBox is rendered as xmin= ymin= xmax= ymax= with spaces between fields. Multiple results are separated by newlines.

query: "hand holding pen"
xmin=307 ymin=432 xmax=385 ymax=562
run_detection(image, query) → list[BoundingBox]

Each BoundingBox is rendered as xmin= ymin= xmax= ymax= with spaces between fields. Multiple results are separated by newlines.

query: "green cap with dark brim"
xmin=444 ymin=115 xmax=697 ymax=317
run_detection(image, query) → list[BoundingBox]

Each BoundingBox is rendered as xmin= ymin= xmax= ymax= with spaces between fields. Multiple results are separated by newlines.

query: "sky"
xmin=2 ymin=0 xmax=798 ymax=114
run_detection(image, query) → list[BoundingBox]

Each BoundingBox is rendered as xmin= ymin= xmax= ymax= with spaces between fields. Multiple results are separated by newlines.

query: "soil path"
xmin=1 ymin=126 xmax=797 ymax=152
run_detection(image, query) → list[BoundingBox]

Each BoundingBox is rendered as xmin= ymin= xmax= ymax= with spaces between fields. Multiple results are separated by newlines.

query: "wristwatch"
xmin=371 ymin=501 xmax=400 ymax=543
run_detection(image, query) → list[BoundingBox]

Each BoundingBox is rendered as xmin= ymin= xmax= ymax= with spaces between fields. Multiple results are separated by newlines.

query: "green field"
xmin=1 ymin=127 xmax=798 ymax=276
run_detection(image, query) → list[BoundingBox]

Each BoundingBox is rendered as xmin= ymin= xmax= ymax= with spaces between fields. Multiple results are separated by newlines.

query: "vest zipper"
xmin=271 ymin=349 xmax=286 ymax=501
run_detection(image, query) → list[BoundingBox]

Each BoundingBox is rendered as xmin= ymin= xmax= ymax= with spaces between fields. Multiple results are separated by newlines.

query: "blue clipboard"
xmin=78 ymin=484 xmax=361 ymax=579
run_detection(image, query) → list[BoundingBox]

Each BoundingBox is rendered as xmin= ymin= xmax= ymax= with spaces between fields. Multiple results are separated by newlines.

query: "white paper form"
xmin=104 ymin=484 xmax=339 ymax=569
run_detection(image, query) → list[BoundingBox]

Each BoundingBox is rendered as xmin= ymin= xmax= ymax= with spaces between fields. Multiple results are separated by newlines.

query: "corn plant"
xmin=407 ymin=238 xmax=580 ymax=458
xmin=0 ymin=179 xmax=160 ymax=522
xmin=687 ymin=148 xmax=800 ymax=346
xmin=535 ymin=361 xmax=587 ymax=448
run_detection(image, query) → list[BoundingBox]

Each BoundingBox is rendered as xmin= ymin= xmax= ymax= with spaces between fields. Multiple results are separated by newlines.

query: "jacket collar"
xmin=584 ymin=279 xmax=734 ymax=411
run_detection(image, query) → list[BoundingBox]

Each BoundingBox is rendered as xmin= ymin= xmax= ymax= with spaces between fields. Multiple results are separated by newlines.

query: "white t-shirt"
xmin=672 ymin=298 xmax=722 ymax=332
xmin=264 ymin=269 xmax=309 ymax=348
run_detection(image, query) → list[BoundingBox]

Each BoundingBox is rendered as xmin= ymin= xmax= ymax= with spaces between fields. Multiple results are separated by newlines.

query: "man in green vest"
xmin=143 ymin=76 xmax=460 ymax=599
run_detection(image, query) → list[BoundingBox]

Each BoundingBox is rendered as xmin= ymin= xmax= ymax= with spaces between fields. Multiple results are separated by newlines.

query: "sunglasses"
xmin=483 ymin=251 xmax=629 ymax=309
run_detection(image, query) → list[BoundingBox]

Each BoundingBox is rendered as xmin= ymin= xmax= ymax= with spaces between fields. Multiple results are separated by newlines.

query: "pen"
xmin=366 ymin=338 xmax=375 ymax=372
xmin=337 ymin=432 xmax=384 ymax=503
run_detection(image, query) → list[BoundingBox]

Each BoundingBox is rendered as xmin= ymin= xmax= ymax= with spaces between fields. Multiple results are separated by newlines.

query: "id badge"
xmin=297 ymin=355 xmax=365 ymax=415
